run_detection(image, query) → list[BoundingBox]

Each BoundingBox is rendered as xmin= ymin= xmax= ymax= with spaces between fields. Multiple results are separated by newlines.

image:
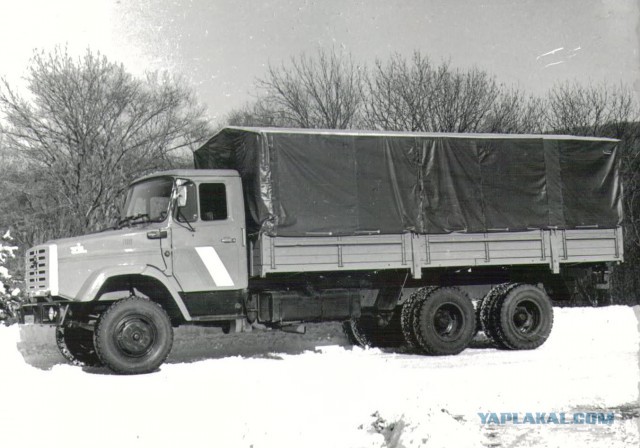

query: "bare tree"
xmin=363 ymin=53 xmax=436 ymax=131
xmin=430 ymin=64 xmax=502 ymax=132
xmin=482 ymin=89 xmax=546 ymax=134
xmin=225 ymin=98 xmax=290 ymax=128
xmin=0 ymin=47 xmax=212 ymax=245
xmin=545 ymin=81 xmax=637 ymax=138
xmin=363 ymin=52 xmax=544 ymax=134
xmin=256 ymin=49 xmax=365 ymax=129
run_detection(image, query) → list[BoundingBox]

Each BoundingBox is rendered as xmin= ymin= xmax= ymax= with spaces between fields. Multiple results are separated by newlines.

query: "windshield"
xmin=121 ymin=177 xmax=173 ymax=225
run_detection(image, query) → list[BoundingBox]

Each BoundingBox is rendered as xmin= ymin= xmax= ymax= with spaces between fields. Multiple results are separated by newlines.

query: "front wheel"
xmin=94 ymin=297 xmax=173 ymax=374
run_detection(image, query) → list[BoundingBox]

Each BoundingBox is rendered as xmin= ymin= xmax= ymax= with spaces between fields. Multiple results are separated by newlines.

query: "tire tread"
xmin=400 ymin=286 xmax=437 ymax=350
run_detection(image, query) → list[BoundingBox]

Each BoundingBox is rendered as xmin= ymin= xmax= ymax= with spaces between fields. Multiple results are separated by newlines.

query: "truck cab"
xmin=23 ymin=170 xmax=249 ymax=373
xmin=141 ymin=170 xmax=249 ymax=315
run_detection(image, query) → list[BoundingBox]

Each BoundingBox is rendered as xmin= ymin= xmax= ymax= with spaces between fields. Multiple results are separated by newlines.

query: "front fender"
xmin=74 ymin=265 xmax=191 ymax=321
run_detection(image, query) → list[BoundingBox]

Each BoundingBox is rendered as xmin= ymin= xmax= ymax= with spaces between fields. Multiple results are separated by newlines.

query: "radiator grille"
xmin=26 ymin=246 xmax=50 ymax=296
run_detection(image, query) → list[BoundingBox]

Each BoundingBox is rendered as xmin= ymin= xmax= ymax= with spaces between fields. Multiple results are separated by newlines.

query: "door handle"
xmin=147 ymin=229 xmax=168 ymax=240
xmin=221 ymin=237 xmax=236 ymax=243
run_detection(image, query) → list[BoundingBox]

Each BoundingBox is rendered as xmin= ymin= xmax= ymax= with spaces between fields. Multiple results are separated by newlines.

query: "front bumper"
xmin=19 ymin=299 xmax=68 ymax=325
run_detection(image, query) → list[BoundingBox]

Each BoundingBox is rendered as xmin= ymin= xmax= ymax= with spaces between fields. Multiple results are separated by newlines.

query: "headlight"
xmin=48 ymin=306 xmax=57 ymax=322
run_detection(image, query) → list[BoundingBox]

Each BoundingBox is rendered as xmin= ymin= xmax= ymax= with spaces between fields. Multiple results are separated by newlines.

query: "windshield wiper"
xmin=177 ymin=208 xmax=196 ymax=232
xmin=117 ymin=213 xmax=150 ymax=229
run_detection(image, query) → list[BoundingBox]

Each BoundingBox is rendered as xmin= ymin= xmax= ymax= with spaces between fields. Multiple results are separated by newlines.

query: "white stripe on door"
xmin=195 ymin=246 xmax=235 ymax=287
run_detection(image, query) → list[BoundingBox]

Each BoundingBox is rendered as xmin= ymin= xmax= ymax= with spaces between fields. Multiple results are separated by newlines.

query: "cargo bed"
xmin=250 ymin=227 xmax=623 ymax=278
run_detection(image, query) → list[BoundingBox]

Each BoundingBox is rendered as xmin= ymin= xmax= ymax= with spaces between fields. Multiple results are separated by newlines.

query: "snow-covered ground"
xmin=2 ymin=306 xmax=639 ymax=448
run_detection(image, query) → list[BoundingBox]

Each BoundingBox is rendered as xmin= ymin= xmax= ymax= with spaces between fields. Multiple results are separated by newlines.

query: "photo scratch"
xmin=536 ymin=47 xmax=564 ymax=59
xmin=545 ymin=61 xmax=565 ymax=68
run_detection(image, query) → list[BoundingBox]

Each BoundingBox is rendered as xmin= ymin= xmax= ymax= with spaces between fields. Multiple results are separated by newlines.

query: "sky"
xmin=0 ymin=0 xmax=639 ymax=124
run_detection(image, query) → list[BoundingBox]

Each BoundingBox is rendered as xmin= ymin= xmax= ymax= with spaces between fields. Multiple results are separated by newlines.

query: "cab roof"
xmin=131 ymin=169 xmax=239 ymax=185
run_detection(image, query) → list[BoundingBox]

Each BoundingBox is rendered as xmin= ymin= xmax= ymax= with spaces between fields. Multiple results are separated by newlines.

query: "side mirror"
xmin=177 ymin=185 xmax=188 ymax=207
xmin=175 ymin=178 xmax=191 ymax=207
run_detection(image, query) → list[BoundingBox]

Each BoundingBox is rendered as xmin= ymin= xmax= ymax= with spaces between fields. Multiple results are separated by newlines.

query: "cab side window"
xmin=199 ymin=183 xmax=228 ymax=221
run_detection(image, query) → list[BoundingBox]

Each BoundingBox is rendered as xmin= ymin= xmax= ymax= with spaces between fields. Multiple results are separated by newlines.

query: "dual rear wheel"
xmin=347 ymin=283 xmax=554 ymax=355
xmin=402 ymin=287 xmax=476 ymax=355
xmin=347 ymin=287 xmax=476 ymax=355
xmin=479 ymin=283 xmax=553 ymax=350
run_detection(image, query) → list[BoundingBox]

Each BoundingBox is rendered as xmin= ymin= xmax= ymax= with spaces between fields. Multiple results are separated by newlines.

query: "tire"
xmin=412 ymin=287 xmax=475 ymax=356
xmin=493 ymin=284 xmax=554 ymax=350
xmin=56 ymin=325 xmax=102 ymax=367
xmin=343 ymin=317 xmax=374 ymax=348
xmin=400 ymin=287 xmax=436 ymax=350
xmin=94 ymin=297 xmax=174 ymax=374
xmin=479 ymin=283 xmax=515 ymax=348
xmin=343 ymin=312 xmax=404 ymax=348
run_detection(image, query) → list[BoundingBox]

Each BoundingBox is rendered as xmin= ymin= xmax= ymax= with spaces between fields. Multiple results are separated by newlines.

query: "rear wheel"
xmin=56 ymin=325 xmax=102 ymax=367
xmin=412 ymin=287 xmax=475 ymax=355
xmin=479 ymin=283 xmax=514 ymax=348
xmin=493 ymin=284 xmax=554 ymax=350
xmin=94 ymin=297 xmax=173 ymax=374
xmin=400 ymin=287 xmax=436 ymax=349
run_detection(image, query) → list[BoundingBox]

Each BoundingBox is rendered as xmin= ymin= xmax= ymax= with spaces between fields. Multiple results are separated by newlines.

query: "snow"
xmin=0 ymin=236 xmax=17 ymax=294
xmin=0 ymin=241 xmax=18 ymax=264
xmin=3 ymin=306 xmax=640 ymax=447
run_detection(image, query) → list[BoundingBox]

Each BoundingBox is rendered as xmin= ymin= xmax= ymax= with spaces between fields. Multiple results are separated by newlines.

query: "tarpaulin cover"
xmin=194 ymin=127 xmax=622 ymax=236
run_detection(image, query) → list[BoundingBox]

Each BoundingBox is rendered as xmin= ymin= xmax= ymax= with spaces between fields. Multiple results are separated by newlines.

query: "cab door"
xmin=169 ymin=176 xmax=248 ymax=294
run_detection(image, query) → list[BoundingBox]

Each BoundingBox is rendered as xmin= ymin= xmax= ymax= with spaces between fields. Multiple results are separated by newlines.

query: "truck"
xmin=20 ymin=127 xmax=623 ymax=374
